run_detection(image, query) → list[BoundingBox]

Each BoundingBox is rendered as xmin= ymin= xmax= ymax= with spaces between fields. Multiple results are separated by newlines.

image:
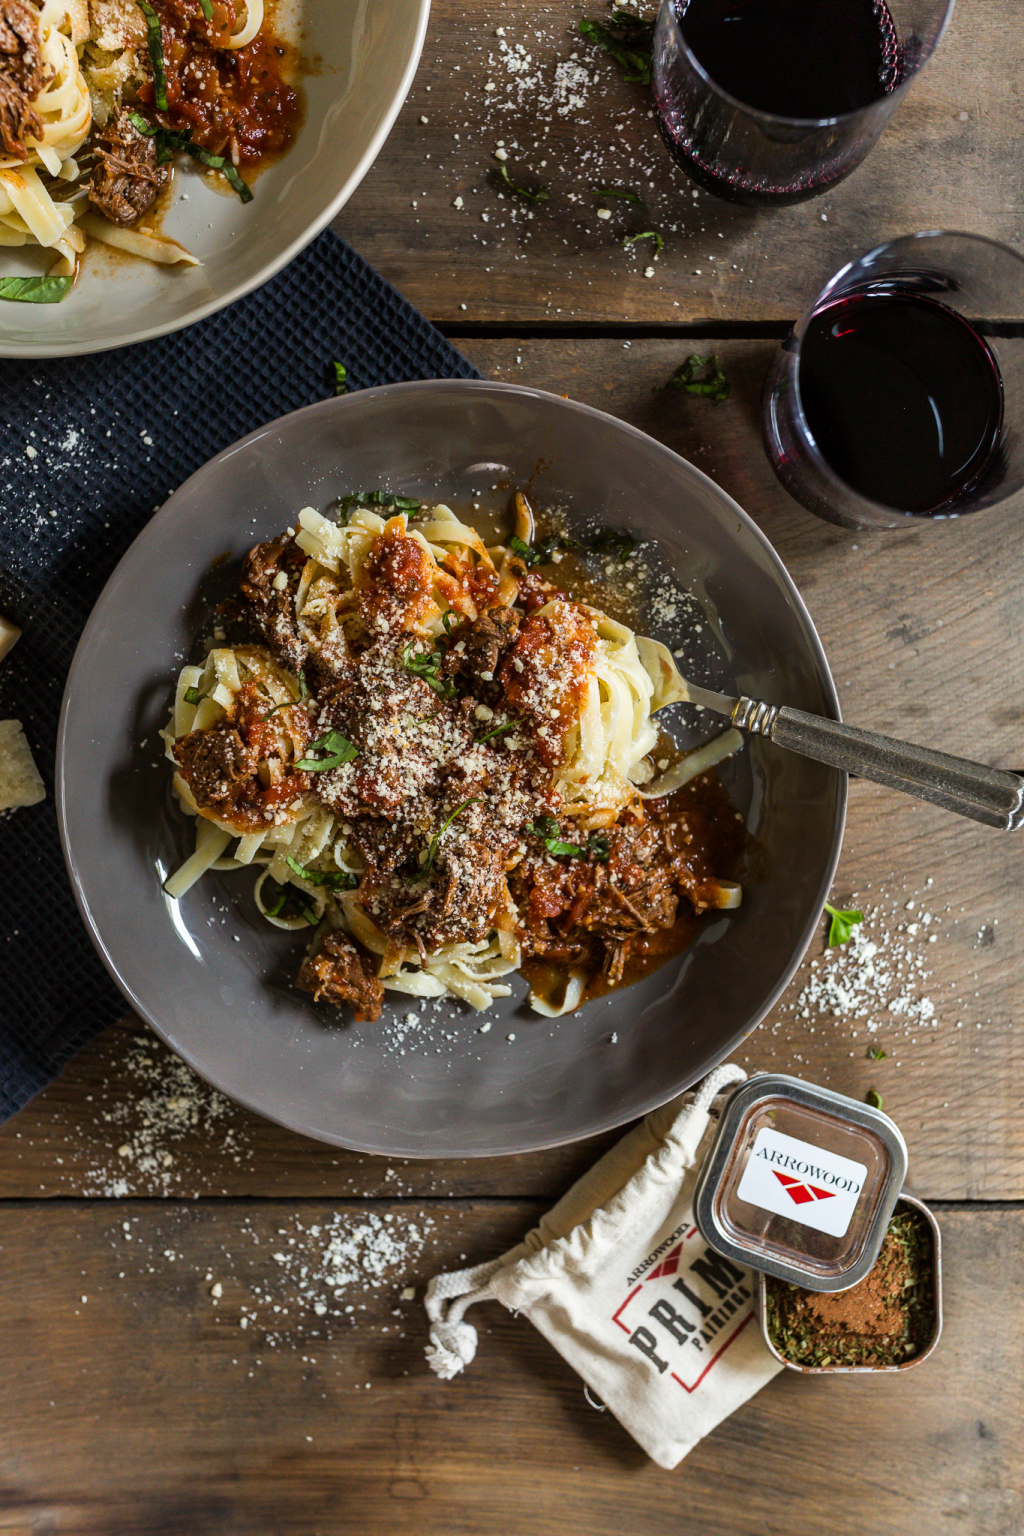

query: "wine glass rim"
xmin=660 ymin=0 xmax=957 ymax=129
xmin=801 ymin=229 xmax=1024 ymax=338
xmin=783 ymin=229 xmax=1024 ymax=523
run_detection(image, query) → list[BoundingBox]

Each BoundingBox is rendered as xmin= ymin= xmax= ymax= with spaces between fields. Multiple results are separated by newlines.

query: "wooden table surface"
xmin=4 ymin=3 xmax=1024 ymax=1532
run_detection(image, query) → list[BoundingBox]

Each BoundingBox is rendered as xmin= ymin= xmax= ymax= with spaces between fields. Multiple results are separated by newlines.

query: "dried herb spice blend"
xmin=764 ymin=1206 xmax=935 ymax=1368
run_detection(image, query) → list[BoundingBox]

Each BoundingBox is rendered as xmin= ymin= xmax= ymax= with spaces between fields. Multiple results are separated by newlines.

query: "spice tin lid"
xmin=694 ymin=1073 xmax=908 ymax=1292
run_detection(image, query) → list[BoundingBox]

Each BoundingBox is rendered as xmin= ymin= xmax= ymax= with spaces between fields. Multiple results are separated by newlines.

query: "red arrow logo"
xmin=773 ymin=1169 xmax=837 ymax=1205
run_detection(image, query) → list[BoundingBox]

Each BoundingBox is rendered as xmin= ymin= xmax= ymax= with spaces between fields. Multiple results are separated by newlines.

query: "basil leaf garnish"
xmin=0 ymin=275 xmax=73 ymax=304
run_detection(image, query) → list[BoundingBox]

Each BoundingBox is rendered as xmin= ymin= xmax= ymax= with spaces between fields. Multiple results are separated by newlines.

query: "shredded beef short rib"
xmin=0 ymin=0 xmax=47 ymax=159
xmin=173 ymin=724 xmax=256 ymax=808
xmin=444 ymin=607 xmax=520 ymax=686
xmin=353 ymin=824 xmax=510 ymax=956
xmin=421 ymin=838 xmax=508 ymax=950
xmin=87 ymin=110 xmax=171 ymax=226
xmin=296 ymin=931 xmax=384 ymax=1023
xmin=237 ymin=535 xmax=308 ymax=673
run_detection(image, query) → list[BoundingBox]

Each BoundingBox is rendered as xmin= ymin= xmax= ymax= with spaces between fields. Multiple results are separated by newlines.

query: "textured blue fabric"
xmin=0 ymin=230 xmax=479 ymax=1119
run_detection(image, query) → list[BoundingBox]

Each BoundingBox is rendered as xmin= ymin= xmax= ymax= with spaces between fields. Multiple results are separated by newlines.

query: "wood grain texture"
xmin=335 ymin=0 xmax=1024 ymax=324
xmin=0 ymin=1201 xmax=1019 ymax=1536
xmin=1 ymin=337 xmax=1020 ymax=1202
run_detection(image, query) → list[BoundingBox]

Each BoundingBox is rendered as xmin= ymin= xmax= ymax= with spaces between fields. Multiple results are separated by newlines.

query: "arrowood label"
xmin=736 ymin=1127 xmax=867 ymax=1238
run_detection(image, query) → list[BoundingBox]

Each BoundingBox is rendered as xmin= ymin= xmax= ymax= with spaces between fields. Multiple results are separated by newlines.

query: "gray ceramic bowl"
xmin=57 ymin=381 xmax=845 ymax=1157
xmin=1 ymin=0 xmax=429 ymax=357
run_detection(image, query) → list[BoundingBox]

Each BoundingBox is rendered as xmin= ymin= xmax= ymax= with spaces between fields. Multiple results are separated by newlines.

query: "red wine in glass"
xmin=797 ymin=293 xmax=1004 ymax=514
xmin=653 ymin=0 xmax=912 ymax=205
xmin=678 ymin=0 xmax=899 ymax=118
xmin=762 ymin=234 xmax=1023 ymax=530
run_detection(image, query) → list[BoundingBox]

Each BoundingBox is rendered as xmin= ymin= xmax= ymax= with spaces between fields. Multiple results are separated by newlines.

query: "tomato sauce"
xmin=139 ymin=0 xmax=301 ymax=165
xmin=517 ymin=770 xmax=748 ymax=1008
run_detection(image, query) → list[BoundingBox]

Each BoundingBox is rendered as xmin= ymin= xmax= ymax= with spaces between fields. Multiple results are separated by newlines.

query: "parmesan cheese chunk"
xmin=0 ymin=720 xmax=45 ymax=811
xmin=0 ymin=614 xmax=21 ymax=663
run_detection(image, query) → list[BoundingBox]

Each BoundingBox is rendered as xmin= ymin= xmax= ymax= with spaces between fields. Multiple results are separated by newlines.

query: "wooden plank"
xmin=336 ymin=0 xmax=1024 ymax=324
xmin=0 ymin=1201 xmax=1019 ymax=1535
xmin=1 ymin=336 xmax=1021 ymax=1201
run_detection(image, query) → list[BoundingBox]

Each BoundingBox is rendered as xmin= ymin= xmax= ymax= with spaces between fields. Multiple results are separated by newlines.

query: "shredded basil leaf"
xmin=587 ymin=528 xmax=636 ymax=562
xmin=528 ymin=815 xmax=560 ymax=839
xmin=531 ymin=533 xmax=567 ymax=562
xmin=183 ymin=685 xmax=206 ymax=706
xmin=476 ymin=719 xmax=516 ymax=744
xmin=623 ymin=229 xmax=663 ymax=256
xmin=422 ymin=797 xmax=480 ymax=874
xmin=865 ymin=1088 xmax=883 ymax=1110
xmin=260 ymin=671 xmax=308 ymax=720
xmin=496 ymin=161 xmax=549 ymax=204
xmin=0 ymin=274 xmax=73 ymax=304
xmin=530 ymin=822 xmax=585 ymax=857
xmin=508 ymin=532 xmax=567 ymax=567
xmin=295 ymin=730 xmax=358 ymax=772
xmin=186 ymin=141 xmax=252 ymax=201
xmin=867 ymin=1046 xmax=888 ymax=1060
xmin=402 ymin=643 xmax=455 ymax=700
xmin=592 ymin=186 xmax=642 ymax=203
xmin=527 ymin=817 xmax=610 ymax=862
xmin=824 ymin=901 xmax=864 ymax=947
xmin=198 ymin=0 xmax=214 ymax=16
xmin=441 ymin=611 xmax=458 ymax=639
xmin=284 ymin=855 xmax=358 ymax=891
xmin=127 ymin=109 xmax=160 ymax=139
xmin=332 ymin=361 xmax=348 ymax=395
xmin=578 ymin=14 xmax=653 ymax=85
xmin=510 ymin=523 xmax=636 ymax=567
xmin=137 ymin=2 xmax=168 ymax=112
xmin=338 ymin=490 xmax=423 ymax=524
xmin=658 ymin=353 xmax=731 ymax=405
xmin=508 ymin=533 xmax=539 ymax=565
xmin=260 ymin=875 xmax=319 ymax=923
xmin=126 ymin=108 xmax=253 ymax=202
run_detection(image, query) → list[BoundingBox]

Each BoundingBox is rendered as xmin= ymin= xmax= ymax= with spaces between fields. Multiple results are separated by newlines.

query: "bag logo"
xmin=772 ymin=1169 xmax=837 ymax=1205
xmin=646 ymin=1242 xmax=683 ymax=1279
xmin=612 ymin=1224 xmax=753 ymax=1393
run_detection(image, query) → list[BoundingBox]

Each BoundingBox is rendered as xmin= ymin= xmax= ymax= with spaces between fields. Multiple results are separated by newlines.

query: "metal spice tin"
xmin=693 ymin=1073 xmax=908 ymax=1291
xmin=757 ymin=1193 xmax=944 ymax=1373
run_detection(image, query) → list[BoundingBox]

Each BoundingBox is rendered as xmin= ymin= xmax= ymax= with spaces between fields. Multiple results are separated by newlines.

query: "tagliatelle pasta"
xmin=162 ymin=497 xmax=746 ymax=1022
xmin=0 ymin=0 xmax=298 ymax=299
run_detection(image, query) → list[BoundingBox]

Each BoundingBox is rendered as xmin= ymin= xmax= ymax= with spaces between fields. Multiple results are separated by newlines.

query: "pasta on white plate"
xmin=162 ymin=494 xmax=746 ymax=1022
xmin=0 ymin=0 xmax=298 ymax=301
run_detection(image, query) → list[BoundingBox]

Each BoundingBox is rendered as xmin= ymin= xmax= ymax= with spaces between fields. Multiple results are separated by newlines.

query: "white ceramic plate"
xmin=0 ymin=0 xmax=429 ymax=358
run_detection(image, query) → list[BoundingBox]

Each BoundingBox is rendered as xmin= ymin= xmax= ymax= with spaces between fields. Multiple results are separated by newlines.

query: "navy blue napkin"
xmin=0 ymin=230 xmax=479 ymax=1119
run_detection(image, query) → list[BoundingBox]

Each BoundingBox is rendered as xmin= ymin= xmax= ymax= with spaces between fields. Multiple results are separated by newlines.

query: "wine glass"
xmin=652 ymin=0 xmax=955 ymax=207
xmin=761 ymin=231 xmax=1024 ymax=530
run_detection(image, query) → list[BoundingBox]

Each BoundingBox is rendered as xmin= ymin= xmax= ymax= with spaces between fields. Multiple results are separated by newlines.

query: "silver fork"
xmin=636 ymin=636 xmax=1024 ymax=831
xmin=41 ymin=153 xmax=96 ymax=204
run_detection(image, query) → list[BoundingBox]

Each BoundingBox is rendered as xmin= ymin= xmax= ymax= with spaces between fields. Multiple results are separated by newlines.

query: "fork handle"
xmin=732 ymin=698 xmax=1024 ymax=831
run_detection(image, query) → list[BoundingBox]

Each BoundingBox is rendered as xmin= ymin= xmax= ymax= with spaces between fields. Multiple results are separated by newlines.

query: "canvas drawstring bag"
xmin=424 ymin=1062 xmax=782 ymax=1468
